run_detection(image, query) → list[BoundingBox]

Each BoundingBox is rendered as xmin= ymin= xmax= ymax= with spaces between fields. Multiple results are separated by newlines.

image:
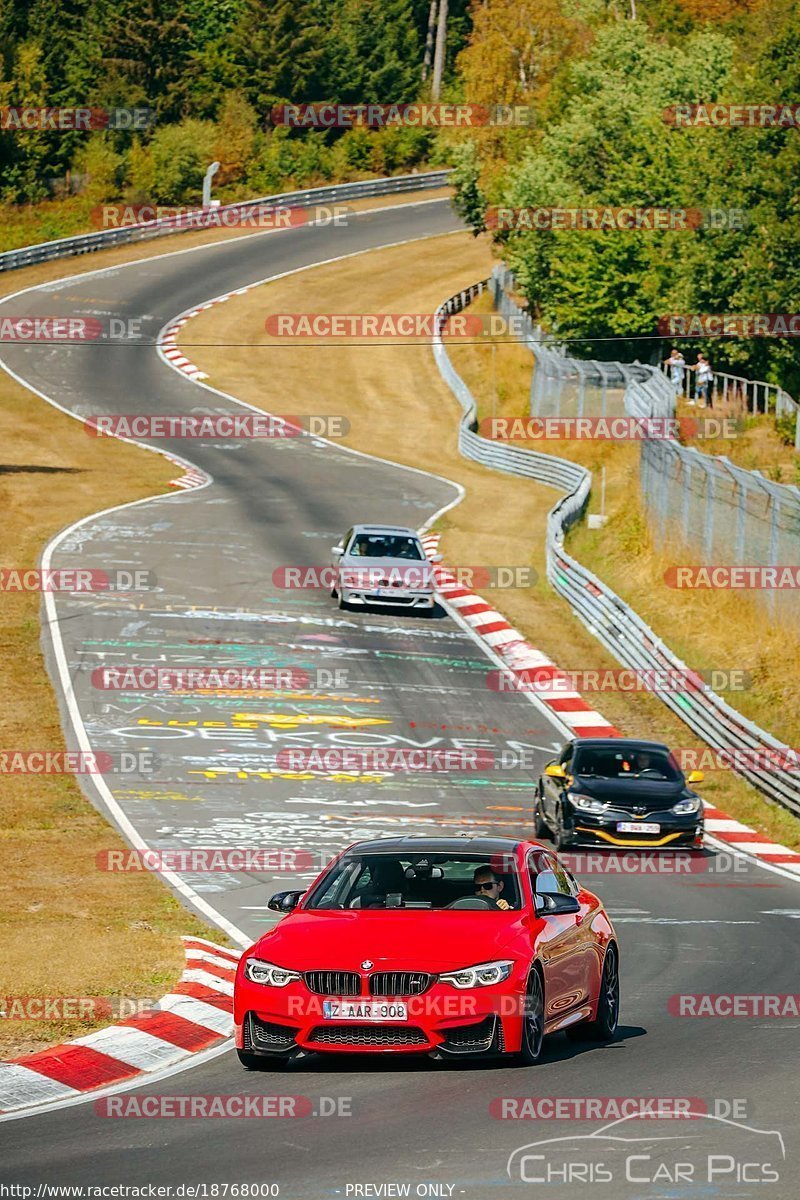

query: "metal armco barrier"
xmin=432 ymin=268 xmax=800 ymax=819
xmin=0 ymin=170 xmax=452 ymax=273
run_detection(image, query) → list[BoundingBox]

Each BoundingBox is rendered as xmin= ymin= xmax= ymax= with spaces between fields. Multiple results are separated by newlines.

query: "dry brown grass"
xmin=179 ymin=232 xmax=800 ymax=852
xmin=676 ymin=394 xmax=800 ymax=481
xmin=0 ymin=373 xmax=231 ymax=1056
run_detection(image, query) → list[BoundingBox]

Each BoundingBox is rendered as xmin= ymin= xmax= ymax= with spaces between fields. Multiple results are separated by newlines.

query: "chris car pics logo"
xmin=507 ymin=1112 xmax=785 ymax=1187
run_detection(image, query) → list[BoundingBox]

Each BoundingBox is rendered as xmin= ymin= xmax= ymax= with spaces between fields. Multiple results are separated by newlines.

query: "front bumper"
xmin=340 ymin=588 xmax=435 ymax=609
xmin=568 ymin=804 xmax=703 ymax=848
xmin=234 ymin=976 xmax=527 ymax=1057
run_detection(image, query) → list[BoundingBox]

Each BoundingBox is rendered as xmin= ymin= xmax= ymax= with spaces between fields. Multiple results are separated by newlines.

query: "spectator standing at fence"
xmin=690 ymin=353 xmax=714 ymax=407
xmin=664 ymin=348 xmax=686 ymax=397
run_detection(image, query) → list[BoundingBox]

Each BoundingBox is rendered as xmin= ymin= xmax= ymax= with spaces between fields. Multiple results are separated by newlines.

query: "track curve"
xmin=0 ymin=198 xmax=798 ymax=1197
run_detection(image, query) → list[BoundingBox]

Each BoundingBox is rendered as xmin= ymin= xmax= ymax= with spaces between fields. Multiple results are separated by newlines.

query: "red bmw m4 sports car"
xmin=233 ymin=836 xmax=619 ymax=1067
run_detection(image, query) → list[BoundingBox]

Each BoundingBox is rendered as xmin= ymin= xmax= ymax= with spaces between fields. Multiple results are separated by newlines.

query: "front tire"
xmin=534 ymin=791 xmax=551 ymax=838
xmin=552 ymin=803 xmax=574 ymax=851
xmin=566 ymin=943 xmax=619 ymax=1043
xmin=516 ymin=967 xmax=545 ymax=1065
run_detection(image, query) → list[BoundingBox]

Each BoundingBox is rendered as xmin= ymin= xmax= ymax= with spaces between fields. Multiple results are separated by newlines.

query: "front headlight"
xmin=439 ymin=960 xmax=514 ymax=989
xmin=672 ymin=796 xmax=701 ymax=815
xmin=569 ymin=793 xmax=607 ymax=814
xmin=243 ymin=958 xmax=301 ymax=987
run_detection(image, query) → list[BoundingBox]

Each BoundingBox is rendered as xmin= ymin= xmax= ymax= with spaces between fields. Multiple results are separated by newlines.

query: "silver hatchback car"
xmin=330 ymin=524 xmax=441 ymax=612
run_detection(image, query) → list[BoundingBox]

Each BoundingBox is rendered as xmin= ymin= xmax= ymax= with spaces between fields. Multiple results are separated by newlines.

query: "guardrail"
xmin=432 ymin=269 xmax=800 ymax=819
xmin=0 ymin=170 xmax=453 ymax=274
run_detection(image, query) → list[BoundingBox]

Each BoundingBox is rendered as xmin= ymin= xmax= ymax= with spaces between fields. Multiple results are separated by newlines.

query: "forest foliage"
xmin=1 ymin=0 xmax=798 ymax=386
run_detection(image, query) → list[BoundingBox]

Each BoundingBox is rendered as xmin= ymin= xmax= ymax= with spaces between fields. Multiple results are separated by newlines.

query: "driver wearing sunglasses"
xmin=473 ymin=866 xmax=510 ymax=910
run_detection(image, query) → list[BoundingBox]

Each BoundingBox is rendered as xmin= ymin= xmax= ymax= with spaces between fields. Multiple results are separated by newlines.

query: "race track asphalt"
xmin=0 ymin=198 xmax=798 ymax=1197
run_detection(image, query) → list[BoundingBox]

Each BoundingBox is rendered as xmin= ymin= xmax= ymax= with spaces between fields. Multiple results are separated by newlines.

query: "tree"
xmin=431 ymin=0 xmax=447 ymax=100
xmin=459 ymin=0 xmax=586 ymax=111
xmin=93 ymin=0 xmax=197 ymax=121
xmin=0 ymin=39 xmax=51 ymax=202
xmin=325 ymin=0 xmax=421 ymax=103
xmin=212 ymin=91 xmax=258 ymax=184
xmin=234 ymin=0 xmax=326 ymax=113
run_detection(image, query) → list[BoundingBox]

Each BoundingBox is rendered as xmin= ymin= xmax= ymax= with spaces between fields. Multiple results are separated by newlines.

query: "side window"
xmin=558 ymin=743 xmax=574 ymax=771
xmin=526 ymin=849 xmax=551 ymax=894
xmin=544 ymin=852 xmax=574 ymax=896
xmin=343 ymin=528 xmax=354 ymax=552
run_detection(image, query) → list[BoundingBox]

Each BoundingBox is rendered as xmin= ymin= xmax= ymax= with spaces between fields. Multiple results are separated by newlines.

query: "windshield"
xmin=573 ymin=747 xmax=681 ymax=782
xmin=349 ymin=534 xmax=424 ymax=560
xmin=304 ymin=852 xmax=522 ymax=910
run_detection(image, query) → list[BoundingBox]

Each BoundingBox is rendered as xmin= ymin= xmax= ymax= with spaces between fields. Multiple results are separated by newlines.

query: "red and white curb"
xmin=421 ymin=534 xmax=619 ymax=740
xmin=159 ymin=289 xmax=254 ymax=383
xmin=159 ymin=288 xmax=260 ymax=492
xmin=421 ymin=534 xmax=800 ymax=877
xmin=164 ymin=451 xmax=208 ymax=491
xmin=0 ymin=937 xmax=238 ymax=1114
xmin=699 ymin=805 xmax=800 ymax=873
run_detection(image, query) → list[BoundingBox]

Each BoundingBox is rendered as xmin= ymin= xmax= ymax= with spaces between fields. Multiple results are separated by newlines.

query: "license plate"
xmin=322 ymin=999 xmax=408 ymax=1022
xmin=617 ymin=821 xmax=660 ymax=834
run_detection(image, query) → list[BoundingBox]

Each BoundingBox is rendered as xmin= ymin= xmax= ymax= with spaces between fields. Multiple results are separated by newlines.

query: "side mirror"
xmin=267 ymin=890 xmax=303 ymax=913
xmin=686 ymin=770 xmax=704 ymax=784
xmin=331 ymin=544 xmax=344 ymax=556
xmin=544 ymin=763 xmax=568 ymax=780
xmin=534 ymin=870 xmax=580 ymax=915
xmin=430 ymin=553 xmax=443 ymax=563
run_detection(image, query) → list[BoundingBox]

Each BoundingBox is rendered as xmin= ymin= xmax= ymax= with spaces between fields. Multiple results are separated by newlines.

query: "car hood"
xmin=573 ymin=776 xmax=688 ymax=807
xmin=252 ymin=910 xmax=526 ymax=972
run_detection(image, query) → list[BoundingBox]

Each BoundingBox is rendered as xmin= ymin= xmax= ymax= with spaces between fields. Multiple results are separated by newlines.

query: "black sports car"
xmin=535 ymin=737 xmax=705 ymax=850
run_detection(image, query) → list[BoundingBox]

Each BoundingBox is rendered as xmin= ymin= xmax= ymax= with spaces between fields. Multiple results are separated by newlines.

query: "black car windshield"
xmin=304 ymin=853 xmax=522 ymax=910
xmin=572 ymin=748 xmax=681 ymax=782
xmin=349 ymin=534 xmax=424 ymax=560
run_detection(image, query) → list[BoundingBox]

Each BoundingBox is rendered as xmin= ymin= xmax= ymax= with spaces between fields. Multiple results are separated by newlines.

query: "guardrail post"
xmin=682 ymin=456 xmax=692 ymax=543
xmin=704 ymin=466 xmax=715 ymax=558
xmin=770 ymin=493 xmax=781 ymax=563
